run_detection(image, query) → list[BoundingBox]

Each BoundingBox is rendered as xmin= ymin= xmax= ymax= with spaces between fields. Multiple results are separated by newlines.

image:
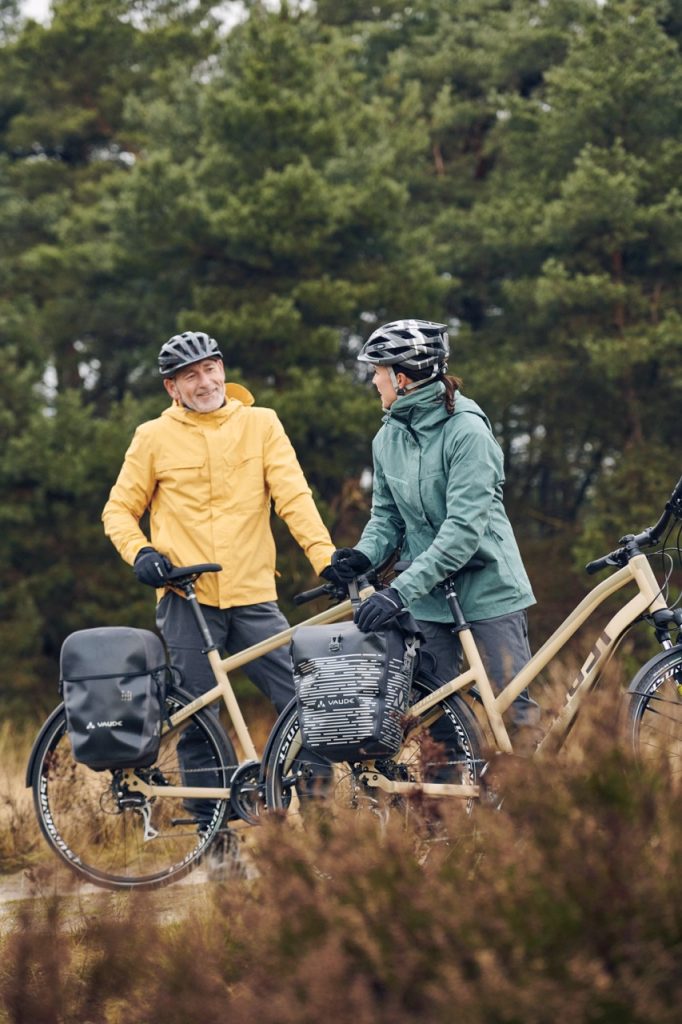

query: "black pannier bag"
xmin=291 ymin=615 xmax=420 ymax=762
xmin=60 ymin=626 xmax=171 ymax=771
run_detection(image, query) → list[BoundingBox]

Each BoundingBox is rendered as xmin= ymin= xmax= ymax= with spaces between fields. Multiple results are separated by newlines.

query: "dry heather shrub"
xmin=0 ymin=723 xmax=41 ymax=873
xmin=1 ymin=726 xmax=681 ymax=1024
xmin=0 ymin=887 xmax=164 ymax=1024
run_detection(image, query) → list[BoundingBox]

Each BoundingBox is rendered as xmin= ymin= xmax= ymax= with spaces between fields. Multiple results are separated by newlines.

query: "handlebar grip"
xmin=585 ymin=549 xmax=625 ymax=575
xmin=293 ymin=583 xmax=335 ymax=606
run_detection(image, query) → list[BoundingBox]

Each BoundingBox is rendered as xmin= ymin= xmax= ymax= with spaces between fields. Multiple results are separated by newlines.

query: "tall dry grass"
xmin=0 ymin=723 xmax=41 ymax=874
xmin=1 ymin=699 xmax=681 ymax=1024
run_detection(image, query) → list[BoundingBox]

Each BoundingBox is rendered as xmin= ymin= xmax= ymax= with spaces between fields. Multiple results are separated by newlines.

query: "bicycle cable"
xmin=643 ymin=546 xmax=675 ymax=608
xmin=662 ymin=520 xmax=682 ymax=610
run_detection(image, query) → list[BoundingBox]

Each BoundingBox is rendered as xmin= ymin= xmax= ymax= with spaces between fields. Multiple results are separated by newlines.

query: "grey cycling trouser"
xmin=417 ymin=609 xmax=540 ymax=729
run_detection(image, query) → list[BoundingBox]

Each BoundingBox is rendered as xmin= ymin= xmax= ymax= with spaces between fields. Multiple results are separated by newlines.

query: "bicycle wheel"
xmin=627 ymin=647 xmax=682 ymax=777
xmin=30 ymin=687 xmax=237 ymax=891
xmin=264 ymin=672 xmax=485 ymax=817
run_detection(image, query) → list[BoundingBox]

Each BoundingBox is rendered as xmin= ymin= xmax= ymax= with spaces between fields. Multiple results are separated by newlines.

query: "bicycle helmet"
xmin=158 ymin=331 xmax=223 ymax=378
xmin=358 ymin=319 xmax=448 ymax=371
xmin=358 ymin=319 xmax=449 ymax=392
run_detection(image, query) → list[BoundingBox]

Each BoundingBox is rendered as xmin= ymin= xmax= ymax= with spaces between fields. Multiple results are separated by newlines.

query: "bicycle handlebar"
xmin=292 ymin=583 xmax=338 ymax=606
xmin=585 ymin=549 xmax=628 ymax=576
xmin=585 ymin=473 xmax=682 ymax=575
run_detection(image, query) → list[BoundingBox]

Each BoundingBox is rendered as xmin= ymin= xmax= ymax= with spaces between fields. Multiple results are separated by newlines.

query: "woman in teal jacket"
xmin=330 ymin=319 xmax=539 ymax=731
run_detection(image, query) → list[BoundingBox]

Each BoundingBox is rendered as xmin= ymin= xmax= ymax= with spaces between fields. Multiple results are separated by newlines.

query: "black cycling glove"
xmin=354 ymin=587 xmax=404 ymax=633
xmin=330 ymin=547 xmax=372 ymax=582
xmin=134 ymin=547 xmax=173 ymax=587
xmin=319 ymin=565 xmax=348 ymax=591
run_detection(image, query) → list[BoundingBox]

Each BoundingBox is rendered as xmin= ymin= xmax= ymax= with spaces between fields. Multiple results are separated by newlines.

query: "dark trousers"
xmin=417 ymin=609 xmax=540 ymax=730
xmin=155 ymin=593 xmax=296 ymax=713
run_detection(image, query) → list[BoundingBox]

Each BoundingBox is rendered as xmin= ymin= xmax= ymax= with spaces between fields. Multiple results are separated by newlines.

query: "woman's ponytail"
xmin=440 ymin=373 xmax=462 ymax=415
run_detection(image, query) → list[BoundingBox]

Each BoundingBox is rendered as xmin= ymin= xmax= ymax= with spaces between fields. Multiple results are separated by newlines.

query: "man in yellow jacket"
xmin=102 ymin=330 xmax=336 ymax=829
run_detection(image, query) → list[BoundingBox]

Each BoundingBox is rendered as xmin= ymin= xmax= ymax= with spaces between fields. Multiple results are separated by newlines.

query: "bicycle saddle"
xmin=166 ymin=563 xmax=222 ymax=583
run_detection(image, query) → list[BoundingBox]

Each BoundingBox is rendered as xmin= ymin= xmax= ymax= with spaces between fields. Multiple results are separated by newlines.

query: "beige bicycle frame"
xmin=122 ymin=594 xmax=357 ymax=802
xmin=405 ymin=553 xmax=667 ymax=755
xmin=123 ymin=555 xmax=668 ymax=804
xmin=354 ymin=554 xmax=667 ymax=801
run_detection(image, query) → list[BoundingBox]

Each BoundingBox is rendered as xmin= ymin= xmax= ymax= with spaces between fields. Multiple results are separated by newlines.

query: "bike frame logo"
xmin=567 ymin=629 xmax=612 ymax=699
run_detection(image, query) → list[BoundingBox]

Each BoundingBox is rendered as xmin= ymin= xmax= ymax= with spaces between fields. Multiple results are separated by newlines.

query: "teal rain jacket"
xmin=355 ymin=383 xmax=535 ymax=623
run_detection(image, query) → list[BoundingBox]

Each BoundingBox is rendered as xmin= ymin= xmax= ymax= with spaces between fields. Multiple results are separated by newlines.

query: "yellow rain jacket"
xmin=102 ymin=384 xmax=335 ymax=608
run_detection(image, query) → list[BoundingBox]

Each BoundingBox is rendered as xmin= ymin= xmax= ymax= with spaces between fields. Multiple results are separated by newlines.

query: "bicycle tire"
xmin=30 ymin=687 xmax=237 ymax=891
xmin=627 ymin=646 xmax=682 ymax=775
xmin=264 ymin=671 xmax=485 ymax=817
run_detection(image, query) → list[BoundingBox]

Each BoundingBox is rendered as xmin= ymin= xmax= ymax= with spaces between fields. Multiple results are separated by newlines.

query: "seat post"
xmin=176 ymin=581 xmax=218 ymax=653
xmin=443 ymin=580 xmax=469 ymax=634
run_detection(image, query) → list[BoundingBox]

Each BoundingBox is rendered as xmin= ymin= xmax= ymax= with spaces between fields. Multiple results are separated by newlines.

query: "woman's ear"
xmin=395 ymin=371 xmax=410 ymax=393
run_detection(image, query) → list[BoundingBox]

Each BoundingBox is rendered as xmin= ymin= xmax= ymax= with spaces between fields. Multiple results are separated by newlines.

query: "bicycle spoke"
xmin=31 ymin=692 xmax=236 ymax=890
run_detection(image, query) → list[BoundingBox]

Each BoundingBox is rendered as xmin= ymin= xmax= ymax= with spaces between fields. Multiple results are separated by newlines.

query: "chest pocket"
xmin=155 ymin=458 xmax=206 ymax=484
xmin=383 ymin=472 xmax=428 ymax=526
xmin=224 ymin=455 xmax=266 ymax=508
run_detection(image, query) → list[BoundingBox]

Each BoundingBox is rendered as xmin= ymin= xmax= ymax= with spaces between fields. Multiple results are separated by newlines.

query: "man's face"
xmin=164 ymin=358 xmax=226 ymax=412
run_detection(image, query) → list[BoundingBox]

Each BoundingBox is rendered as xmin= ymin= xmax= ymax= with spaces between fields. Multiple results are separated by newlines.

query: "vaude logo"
xmin=320 ymin=696 xmax=360 ymax=709
xmin=86 ymin=720 xmax=124 ymax=729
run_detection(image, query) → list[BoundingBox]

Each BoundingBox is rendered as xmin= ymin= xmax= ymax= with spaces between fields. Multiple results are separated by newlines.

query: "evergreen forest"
xmin=1 ymin=0 xmax=681 ymax=718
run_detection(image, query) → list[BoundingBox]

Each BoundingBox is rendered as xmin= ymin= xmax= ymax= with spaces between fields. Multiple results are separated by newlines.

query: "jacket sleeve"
xmin=391 ymin=416 xmax=502 ymax=606
xmin=263 ymin=411 xmax=335 ymax=574
xmin=354 ymin=449 xmax=405 ymax=568
xmin=101 ymin=427 xmax=157 ymax=565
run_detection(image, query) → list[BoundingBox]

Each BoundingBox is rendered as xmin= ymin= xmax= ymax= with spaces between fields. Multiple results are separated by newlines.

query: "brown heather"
xmin=1 ymin=702 xmax=681 ymax=1024
xmin=0 ymin=725 xmax=41 ymax=873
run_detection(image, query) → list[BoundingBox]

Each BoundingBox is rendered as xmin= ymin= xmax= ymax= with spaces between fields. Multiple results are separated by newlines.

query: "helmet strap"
xmin=390 ymin=364 xmax=442 ymax=396
xmin=388 ymin=367 xmax=404 ymax=394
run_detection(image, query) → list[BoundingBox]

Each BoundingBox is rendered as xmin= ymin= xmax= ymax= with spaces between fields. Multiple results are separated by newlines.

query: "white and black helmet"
xmin=358 ymin=319 xmax=449 ymax=375
xmin=158 ymin=331 xmax=223 ymax=378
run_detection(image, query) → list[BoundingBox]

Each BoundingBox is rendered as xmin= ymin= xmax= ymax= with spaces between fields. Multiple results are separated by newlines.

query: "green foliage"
xmin=1 ymin=0 xmax=681 ymax=709
xmin=0 ymin=384 xmax=163 ymax=716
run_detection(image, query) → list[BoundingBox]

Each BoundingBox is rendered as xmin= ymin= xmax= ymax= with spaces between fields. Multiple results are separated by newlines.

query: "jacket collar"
xmin=382 ymin=381 xmax=449 ymax=428
xmin=162 ymin=382 xmax=255 ymax=426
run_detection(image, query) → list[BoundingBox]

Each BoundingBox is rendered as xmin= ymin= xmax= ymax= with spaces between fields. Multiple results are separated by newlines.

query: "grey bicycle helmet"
xmin=158 ymin=331 xmax=223 ymax=378
xmin=358 ymin=319 xmax=449 ymax=373
xmin=358 ymin=319 xmax=449 ymax=393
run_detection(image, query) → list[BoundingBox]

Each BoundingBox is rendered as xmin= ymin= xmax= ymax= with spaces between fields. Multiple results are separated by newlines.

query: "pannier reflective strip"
xmin=292 ymin=620 xmax=418 ymax=762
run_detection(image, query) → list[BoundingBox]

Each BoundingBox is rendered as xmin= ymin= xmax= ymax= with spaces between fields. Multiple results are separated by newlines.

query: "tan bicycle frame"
xmin=122 ymin=594 xmax=357 ymax=801
xmin=123 ymin=554 xmax=668 ymax=804
xmin=405 ymin=553 xmax=666 ymax=753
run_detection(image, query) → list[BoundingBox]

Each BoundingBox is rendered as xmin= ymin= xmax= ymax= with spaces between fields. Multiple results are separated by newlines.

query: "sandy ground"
xmin=0 ymin=829 xmax=260 ymax=932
